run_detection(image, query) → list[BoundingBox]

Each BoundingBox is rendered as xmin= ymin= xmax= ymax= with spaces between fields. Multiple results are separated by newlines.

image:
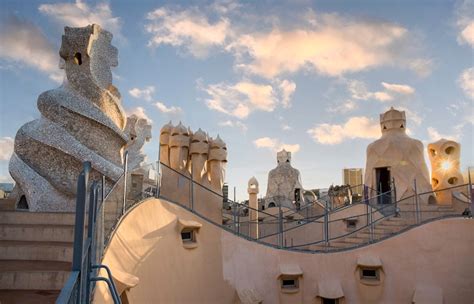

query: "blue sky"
xmin=0 ymin=0 xmax=472 ymax=201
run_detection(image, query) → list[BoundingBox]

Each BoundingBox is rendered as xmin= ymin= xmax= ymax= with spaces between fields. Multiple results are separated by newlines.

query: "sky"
xmin=0 ymin=0 xmax=473 ymax=201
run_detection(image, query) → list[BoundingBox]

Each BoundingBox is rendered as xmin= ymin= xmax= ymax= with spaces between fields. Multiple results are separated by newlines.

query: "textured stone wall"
xmin=9 ymin=24 xmax=127 ymax=211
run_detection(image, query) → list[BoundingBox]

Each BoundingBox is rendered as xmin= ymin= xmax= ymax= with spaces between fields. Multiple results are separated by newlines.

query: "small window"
xmin=281 ymin=278 xmax=298 ymax=289
xmin=345 ymin=219 xmax=357 ymax=230
xmin=181 ymin=229 xmax=195 ymax=242
xmin=429 ymin=148 xmax=437 ymax=157
xmin=360 ymin=267 xmax=379 ymax=281
xmin=322 ymin=298 xmax=339 ymax=304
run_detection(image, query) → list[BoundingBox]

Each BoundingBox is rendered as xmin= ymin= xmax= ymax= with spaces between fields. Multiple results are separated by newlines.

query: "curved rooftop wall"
xmin=94 ymin=198 xmax=474 ymax=304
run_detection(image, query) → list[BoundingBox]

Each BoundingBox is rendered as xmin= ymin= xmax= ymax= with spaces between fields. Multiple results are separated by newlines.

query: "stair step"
xmin=0 ymin=260 xmax=71 ymax=290
xmin=0 ymin=241 xmax=73 ymax=262
xmin=0 ymin=211 xmax=76 ymax=226
xmin=342 ymin=237 xmax=368 ymax=244
xmin=0 ymin=289 xmax=60 ymax=304
xmin=0 ymin=224 xmax=74 ymax=243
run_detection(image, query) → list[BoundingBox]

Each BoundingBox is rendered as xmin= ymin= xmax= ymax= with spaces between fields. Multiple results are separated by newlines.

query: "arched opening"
xmin=429 ymin=149 xmax=437 ymax=157
xmin=448 ymin=177 xmax=458 ymax=185
xmin=268 ymin=202 xmax=276 ymax=208
xmin=74 ymin=52 xmax=82 ymax=65
xmin=17 ymin=195 xmax=29 ymax=210
xmin=445 ymin=146 xmax=455 ymax=155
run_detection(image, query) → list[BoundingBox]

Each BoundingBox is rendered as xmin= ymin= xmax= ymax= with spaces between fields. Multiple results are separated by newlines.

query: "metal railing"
xmin=58 ymin=156 xmax=474 ymax=302
xmin=56 ymin=162 xmax=121 ymax=304
xmin=155 ymin=161 xmax=473 ymax=253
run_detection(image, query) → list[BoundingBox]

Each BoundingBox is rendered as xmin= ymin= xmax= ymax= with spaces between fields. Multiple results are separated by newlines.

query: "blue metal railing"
xmin=56 ymin=161 xmax=122 ymax=304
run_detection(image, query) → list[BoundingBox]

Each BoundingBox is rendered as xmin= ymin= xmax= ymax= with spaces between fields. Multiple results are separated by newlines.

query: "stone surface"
xmin=124 ymin=114 xmax=152 ymax=171
xmin=364 ymin=107 xmax=433 ymax=202
xmin=8 ymin=24 xmax=127 ymax=211
xmin=264 ymin=149 xmax=304 ymax=209
xmin=427 ymin=138 xmax=464 ymax=204
xmin=159 ymin=122 xmax=227 ymax=223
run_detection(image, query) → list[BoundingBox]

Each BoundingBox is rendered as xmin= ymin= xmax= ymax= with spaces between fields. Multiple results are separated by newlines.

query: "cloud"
xmin=253 ymin=137 xmax=300 ymax=153
xmin=281 ymin=124 xmax=292 ymax=131
xmin=201 ymin=79 xmax=294 ymax=119
xmin=155 ymin=102 xmax=182 ymax=114
xmin=218 ymin=120 xmax=248 ymax=131
xmin=408 ymin=58 xmax=434 ymax=78
xmin=307 ymin=116 xmax=380 ymax=145
xmin=327 ymin=100 xmax=358 ymax=114
xmin=381 ymin=82 xmax=415 ymax=95
xmin=278 ymin=79 xmax=296 ymax=108
xmin=347 ymin=80 xmax=392 ymax=102
xmin=229 ymin=14 xmax=426 ymax=78
xmin=427 ymin=127 xmax=460 ymax=142
xmin=145 ymin=7 xmax=230 ymax=58
xmin=0 ymin=137 xmax=14 ymax=161
xmin=0 ymin=174 xmax=14 ymax=183
xmin=347 ymin=80 xmax=415 ymax=103
xmin=129 ymin=86 xmax=155 ymax=102
xmin=144 ymin=7 xmax=430 ymax=78
xmin=458 ymin=67 xmax=474 ymax=99
xmin=455 ymin=0 xmax=474 ymax=48
xmin=39 ymin=0 xmax=123 ymax=41
xmin=0 ymin=16 xmax=63 ymax=82
xmin=126 ymin=107 xmax=152 ymax=123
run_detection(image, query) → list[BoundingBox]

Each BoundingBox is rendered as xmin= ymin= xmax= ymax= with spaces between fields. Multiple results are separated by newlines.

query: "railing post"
xmin=71 ymin=161 xmax=90 ymax=304
xmin=278 ymin=205 xmax=283 ymax=248
xmin=468 ymin=167 xmax=473 ymax=213
xmin=414 ymin=179 xmax=420 ymax=224
xmin=324 ymin=202 xmax=329 ymax=248
xmin=155 ymin=160 xmax=160 ymax=198
xmin=392 ymin=178 xmax=397 ymax=214
xmin=100 ymin=176 xmax=105 ymax=258
xmin=232 ymin=202 xmax=238 ymax=234
xmin=122 ymin=151 xmax=128 ymax=215
xmin=368 ymin=204 xmax=373 ymax=242
xmin=85 ymin=182 xmax=98 ymax=303
xmin=190 ymin=175 xmax=194 ymax=211
xmin=237 ymin=205 xmax=241 ymax=235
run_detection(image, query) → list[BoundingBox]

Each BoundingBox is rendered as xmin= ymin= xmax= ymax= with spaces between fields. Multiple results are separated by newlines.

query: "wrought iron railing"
xmin=58 ymin=155 xmax=473 ymax=302
xmin=56 ymin=162 xmax=122 ymax=304
xmin=155 ymin=161 xmax=473 ymax=253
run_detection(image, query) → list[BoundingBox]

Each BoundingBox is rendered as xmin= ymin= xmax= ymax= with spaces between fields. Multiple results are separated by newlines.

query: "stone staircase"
xmin=315 ymin=203 xmax=461 ymax=250
xmin=0 ymin=210 xmax=76 ymax=303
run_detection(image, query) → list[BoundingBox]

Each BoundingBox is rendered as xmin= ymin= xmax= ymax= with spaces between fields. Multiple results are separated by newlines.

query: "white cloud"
xmin=408 ymin=58 xmax=434 ymax=78
xmin=155 ymin=102 xmax=182 ymax=114
xmin=219 ymin=120 xmax=248 ymax=131
xmin=381 ymin=82 xmax=415 ymax=95
xmin=327 ymin=100 xmax=358 ymax=114
xmin=281 ymin=124 xmax=292 ymax=131
xmin=458 ymin=67 xmax=474 ymax=99
xmin=0 ymin=174 xmax=14 ymax=183
xmin=253 ymin=137 xmax=300 ymax=153
xmin=307 ymin=116 xmax=380 ymax=145
xmin=278 ymin=79 xmax=296 ymax=108
xmin=0 ymin=137 xmax=14 ymax=161
xmin=229 ymin=14 xmax=425 ymax=78
xmin=347 ymin=80 xmax=393 ymax=102
xmin=129 ymin=86 xmax=155 ymax=102
xmin=347 ymin=80 xmax=415 ymax=103
xmin=201 ymin=79 xmax=294 ymax=119
xmin=144 ymin=7 xmax=430 ymax=78
xmin=0 ymin=16 xmax=63 ymax=82
xmin=456 ymin=0 xmax=474 ymax=48
xmin=145 ymin=7 xmax=230 ymax=58
xmin=427 ymin=127 xmax=460 ymax=142
xmin=39 ymin=0 xmax=123 ymax=41
xmin=460 ymin=22 xmax=474 ymax=47
xmin=126 ymin=107 xmax=152 ymax=123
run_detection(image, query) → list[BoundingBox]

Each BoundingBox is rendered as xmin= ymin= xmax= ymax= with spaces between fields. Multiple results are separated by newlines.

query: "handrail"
xmin=57 ymin=162 xmax=122 ymax=304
